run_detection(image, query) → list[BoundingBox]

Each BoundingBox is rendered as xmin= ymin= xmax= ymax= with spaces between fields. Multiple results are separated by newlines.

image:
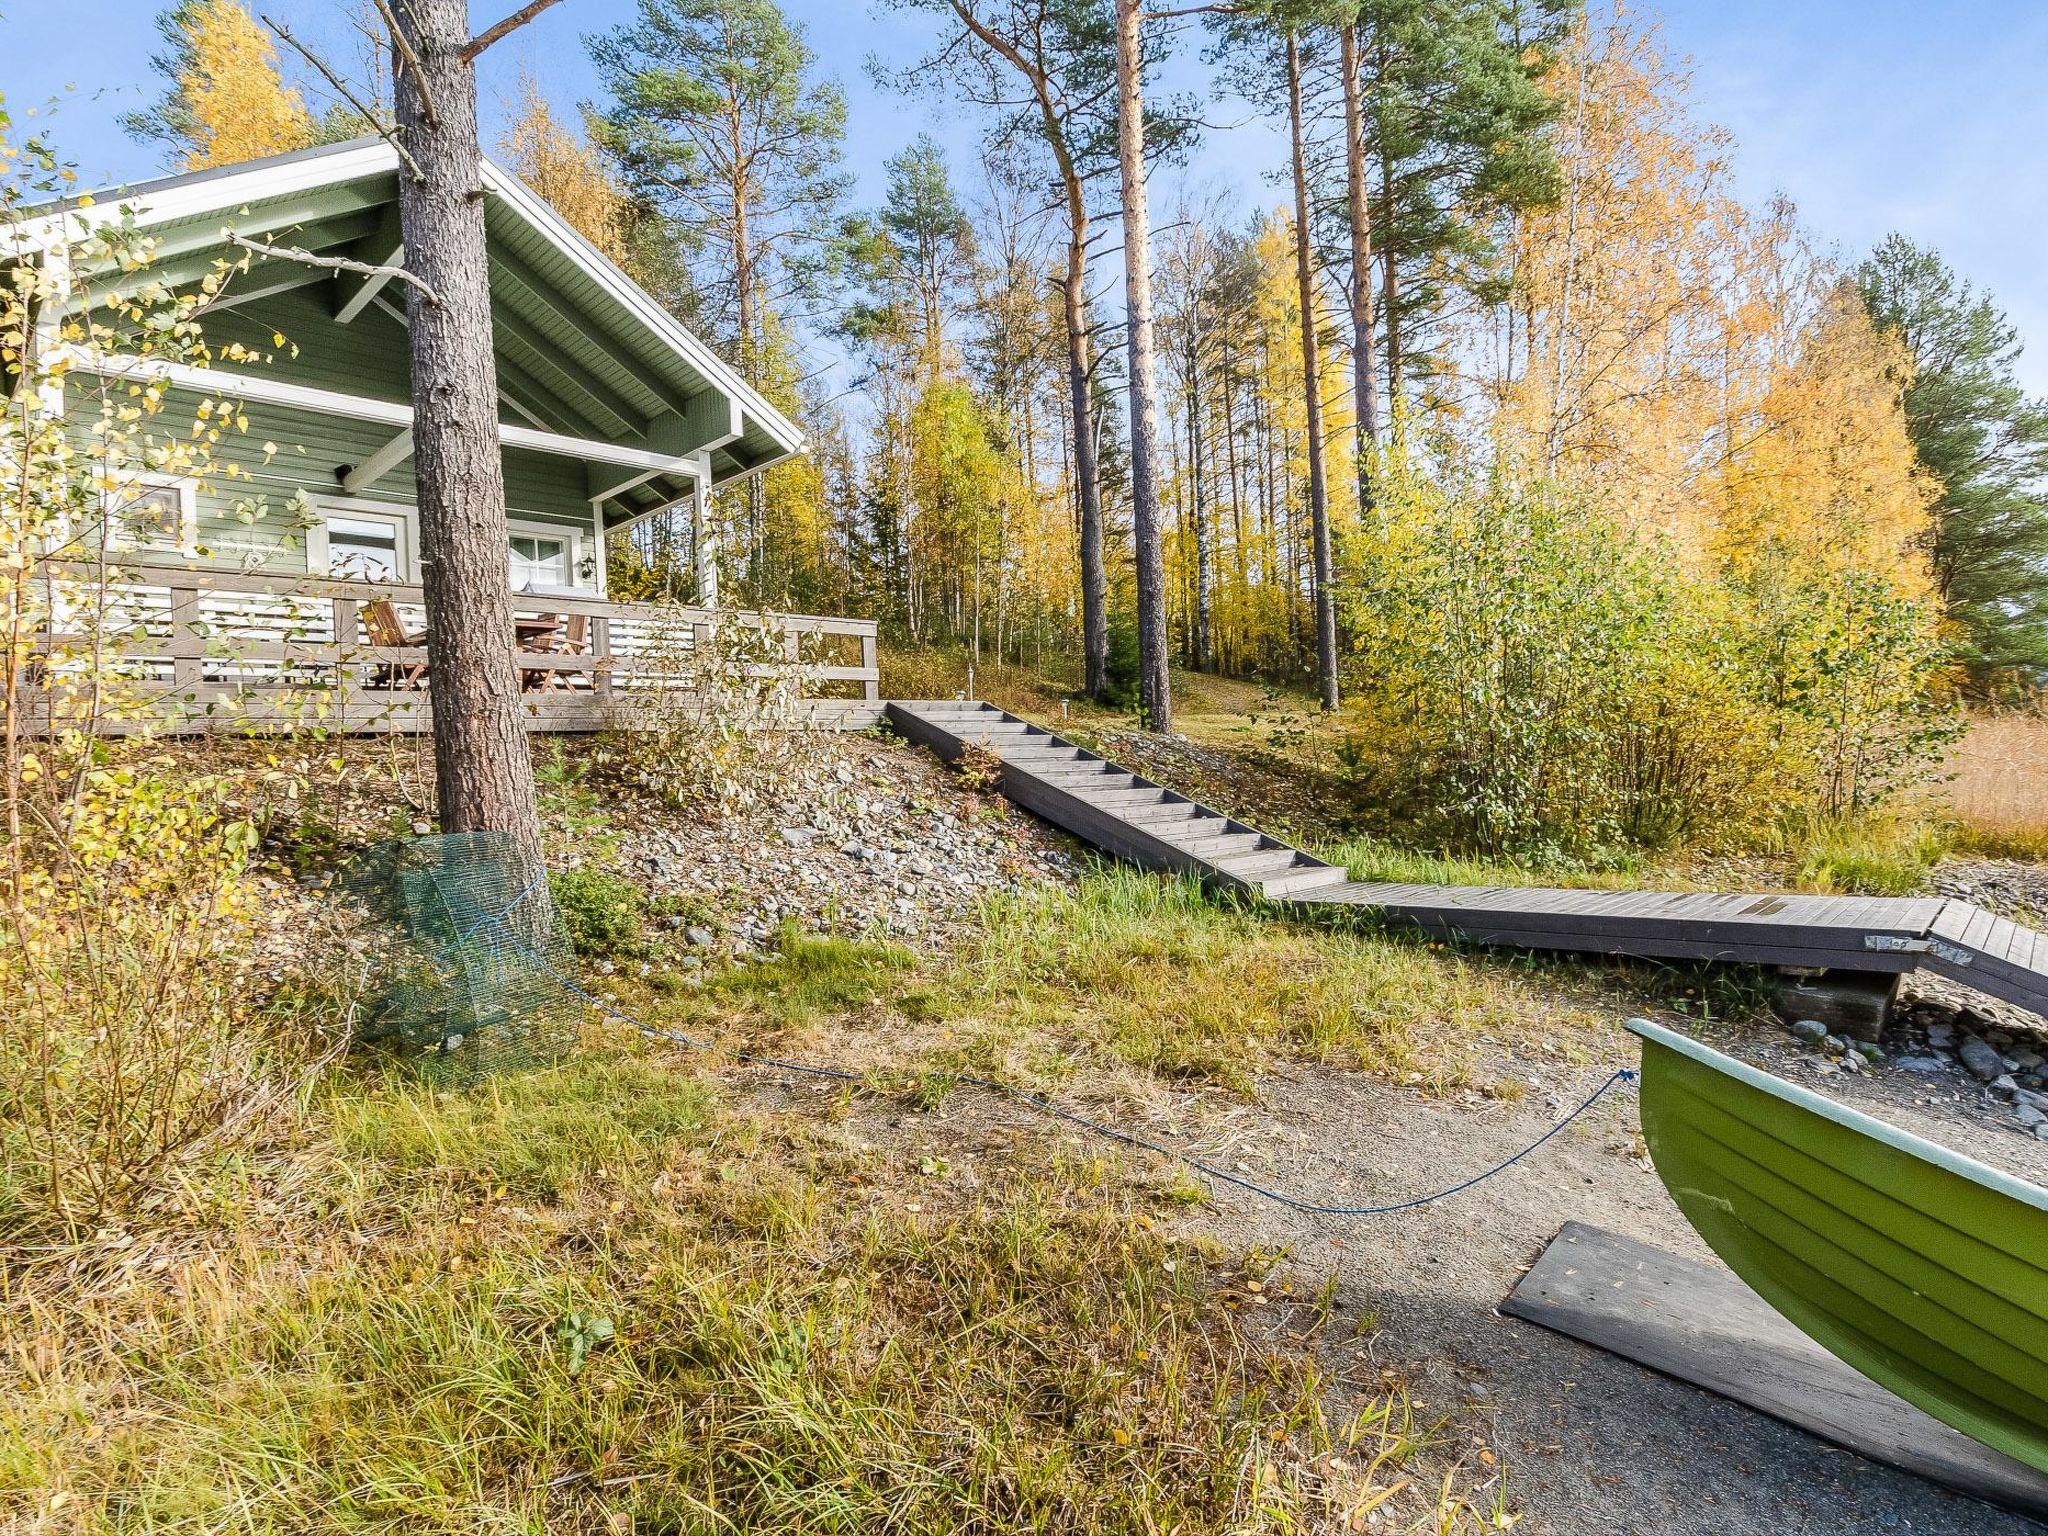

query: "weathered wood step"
xmin=1165 ymin=831 xmax=1274 ymax=860
xmin=1213 ymin=848 xmax=1318 ymax=882
xmin=1256 ymin=864 xmax=1350 ymax=897
xmin=1119 ymin=802 xmax=1215 ymax=828
xmin=1032 ymin=765 xmax=1131 ymax=785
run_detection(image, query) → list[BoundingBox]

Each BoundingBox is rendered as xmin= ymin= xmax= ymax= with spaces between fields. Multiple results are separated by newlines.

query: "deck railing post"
xmin=331 ymin=597 xmax=358 ymax=698
xmin=167 ymin=583 xmax=202 ymax=692
xmin=591 ymin=616 xmax=612 ymax=699
xmin=861 ymin=631 xmax=879 ymax=704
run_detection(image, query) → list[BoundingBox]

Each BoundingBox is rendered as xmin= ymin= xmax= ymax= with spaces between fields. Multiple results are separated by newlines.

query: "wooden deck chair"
xmin=363 ymin=599 xmax=428 ymax=689
xmin=523 ymin=612 xmax=594 ymax=691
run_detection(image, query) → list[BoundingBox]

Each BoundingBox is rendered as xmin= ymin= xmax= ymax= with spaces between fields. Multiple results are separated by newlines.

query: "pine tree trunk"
xmin=392 ymin=0 xmax=541 ymax=859
xmin=1340 ymin=22 xmax=1381 ymax=514
xmin=1288 ymin=31 xmax=1339 ymax=712
xmin=1114 ymin=0 xmax=1171 ymax=732
xmin=1065 ymin=240 xmax=1110 ymax=700
xmin=1187 ymin=317 xmax=1213 ymax=672
xmin=1374 ymin=38 xmax=1403 ymax=427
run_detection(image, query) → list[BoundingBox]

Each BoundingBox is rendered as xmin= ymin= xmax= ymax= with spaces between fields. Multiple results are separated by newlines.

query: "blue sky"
xmin=6 ymin=0 xmax=2047 ymax=389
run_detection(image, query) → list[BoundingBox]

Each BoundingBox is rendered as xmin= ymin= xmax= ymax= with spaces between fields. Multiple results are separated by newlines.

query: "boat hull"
xmin=1628 ymin=1019 xmax=2048 ymax=1475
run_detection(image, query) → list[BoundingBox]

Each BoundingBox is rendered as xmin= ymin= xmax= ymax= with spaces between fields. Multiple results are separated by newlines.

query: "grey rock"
xmin=2016 ymin=1086 xmax=2048 ymax=1113
xmin=1789 ymin=1019 xmax=1830 ymax=1045
xmin=2017 ymin=1102 xmax=2047 ymax=1131
xmin=778 ymin=827 xmax=814 ymax=848
xmin=1958 ymin=1036 xmax=2006 ymax=1082
xmin=1893 ymin=1055 xmax=1945 ymax=1074
xmin=684 ymin=926 xmax=714 ymax=947
xmin=1990 ymin=1074 xmax=2019 ymax=1099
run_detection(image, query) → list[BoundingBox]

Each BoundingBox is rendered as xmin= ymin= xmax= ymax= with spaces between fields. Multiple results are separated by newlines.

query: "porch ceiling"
xmin=24 ymin=138 xmax=802 ymax=499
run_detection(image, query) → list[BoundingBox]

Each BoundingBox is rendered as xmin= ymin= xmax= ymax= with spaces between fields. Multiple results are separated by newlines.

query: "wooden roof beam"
xmin=333 ymin=205 xmax=406 ymax=324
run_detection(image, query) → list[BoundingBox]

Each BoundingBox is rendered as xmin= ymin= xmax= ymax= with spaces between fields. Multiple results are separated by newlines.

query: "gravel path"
xmin=1169 ymin=1019 xmax=2048 ymax=1534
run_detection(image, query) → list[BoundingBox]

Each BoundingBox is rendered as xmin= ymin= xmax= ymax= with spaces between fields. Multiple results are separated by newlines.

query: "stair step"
xmin=1086 ymin=788 xmax=1181 ymax=809
xmin=1121 ymin=802 xmax=1215 ymax=828
xmin=1038 ymin=771 xmax=1136 ymax=791
xmin=1214 ymin=848 xmax=1310 ymax=879
xmin=1257 ymin=864 xmax=1349 ymax=897
xmin=1170 ymin=832 xmax=1272 ymax=859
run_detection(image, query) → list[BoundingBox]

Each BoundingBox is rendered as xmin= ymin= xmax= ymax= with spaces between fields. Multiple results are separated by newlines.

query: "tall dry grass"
xmin=1942 ymin=708 xmax=2048 ymax=859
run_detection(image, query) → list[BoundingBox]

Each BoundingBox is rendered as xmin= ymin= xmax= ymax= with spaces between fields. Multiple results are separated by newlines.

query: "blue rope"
xmin=464 ymin=900 xmax=1637 ymax=1220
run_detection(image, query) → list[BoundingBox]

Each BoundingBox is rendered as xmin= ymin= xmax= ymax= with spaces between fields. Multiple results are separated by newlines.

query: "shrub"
xmin=1 ymin=759 xmax=329 ymax=1237
xmin=1343 ymin=472 xmax=1957 ymax=861
xmin=598 ymin=608 xmax=826 ymax=816
xmin=549 ymin=865 xmax=650 ymax=959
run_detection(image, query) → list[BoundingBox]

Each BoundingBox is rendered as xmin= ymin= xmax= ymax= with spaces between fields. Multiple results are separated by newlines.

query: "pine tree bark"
xmin=1064 ymin=240 xmax=1110 ymax=699
xmin=945 ymin=2 xmax=1110 ymax=699
xmin=391 ymin=0 xmax=541 ymax=859
xmin=1114 ymin=0 xmax=1171 ymax=732
xmin=1287 ymin=30 xmax=1339 ymax=712
xmin=1339 ymin=22 xmax=1381 ymax=513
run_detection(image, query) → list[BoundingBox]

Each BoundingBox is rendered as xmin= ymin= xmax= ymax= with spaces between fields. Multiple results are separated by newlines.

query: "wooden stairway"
xmin=885 ymin=699 xmax=1347 ymax=899
xmin=886 ymin=700 xmax=2048 ymax=1021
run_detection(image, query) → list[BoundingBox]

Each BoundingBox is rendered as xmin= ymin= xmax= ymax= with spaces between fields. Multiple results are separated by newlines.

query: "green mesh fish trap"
xmin=347 ymin=830 xmax=581 ymax=1086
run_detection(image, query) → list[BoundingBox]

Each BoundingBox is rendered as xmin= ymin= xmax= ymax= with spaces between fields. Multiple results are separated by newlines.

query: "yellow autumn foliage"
xmin=1487 ymin=8 xmax=1935 ymax=593
xmin=176 ymin=0 xmax=317 ymax=171
xmin=499 ymin=75 xmax=634 ymax=267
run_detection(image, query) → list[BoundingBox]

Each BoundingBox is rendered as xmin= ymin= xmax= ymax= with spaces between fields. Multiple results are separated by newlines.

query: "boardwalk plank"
xmin=883 ymin=701 xmax=2046 ymax=1021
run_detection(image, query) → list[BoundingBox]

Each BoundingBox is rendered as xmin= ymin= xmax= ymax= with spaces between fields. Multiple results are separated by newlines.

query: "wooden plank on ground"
xmin=1504 ymin=1221 xmax=2048 ymax=1520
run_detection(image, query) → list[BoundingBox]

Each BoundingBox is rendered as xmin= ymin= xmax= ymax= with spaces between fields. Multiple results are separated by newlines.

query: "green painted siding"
xmin=72 ymin=385 xmax=594 ymax=578
xmin=204 ymin=286 xmax=414 ymax=403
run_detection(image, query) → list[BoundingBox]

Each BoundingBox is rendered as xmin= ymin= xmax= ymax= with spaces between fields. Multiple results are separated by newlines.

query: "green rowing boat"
xmin=1627 ymin=1019 xmax=2048 ymax=1475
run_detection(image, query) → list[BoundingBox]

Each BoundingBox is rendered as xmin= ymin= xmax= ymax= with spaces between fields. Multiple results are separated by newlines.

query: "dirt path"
xmin=738 ymin=1006 xmax=2045 ymax=1532
xmin=1172 ymin=1020 xmax=2048 ymax=1535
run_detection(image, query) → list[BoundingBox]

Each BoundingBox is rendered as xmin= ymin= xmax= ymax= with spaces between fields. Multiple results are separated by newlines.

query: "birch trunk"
xmin=392 ymin=0 xmax=541 ymax=858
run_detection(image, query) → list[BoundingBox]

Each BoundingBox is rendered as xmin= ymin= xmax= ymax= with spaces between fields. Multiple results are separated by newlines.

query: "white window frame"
xmin=302 ymin=501 xmax=595 ymax=593
xmin=103 ymin=473 xmax=199 ymax=557
xmin=506 ymin=515 xmax=592 ymax=594
xmin=307 ymin=497 xmax=418 ymax=584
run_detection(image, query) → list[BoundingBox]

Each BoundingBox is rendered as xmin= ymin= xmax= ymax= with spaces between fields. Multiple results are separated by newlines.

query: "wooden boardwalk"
xmin=887 ymin=701 xmax=2048 ymax=1020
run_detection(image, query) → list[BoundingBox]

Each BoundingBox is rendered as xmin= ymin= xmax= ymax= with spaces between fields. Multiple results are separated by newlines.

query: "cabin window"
xmin=323 ymin=513 xmax=408 ymax=582
xmin=106 ymin=477 xmax=197 ymax=555
xmin=509 ymin=531 xmax=574 ymax=590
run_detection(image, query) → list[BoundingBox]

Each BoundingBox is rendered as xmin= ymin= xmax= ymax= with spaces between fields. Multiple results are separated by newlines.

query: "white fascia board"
xmin=21 ymin=141 xmax=400 ymax=249
xmin=478 ymin=160 xmax=807 ymax=459
xmin=20 ymin=136 xmax=801 ymax=465
xmin=67 ymin=353 xmax=704 ymax=480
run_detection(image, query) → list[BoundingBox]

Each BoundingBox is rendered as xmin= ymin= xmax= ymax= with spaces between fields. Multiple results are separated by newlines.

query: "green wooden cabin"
xmin=13 ymin=138 xmax=879 ymax=730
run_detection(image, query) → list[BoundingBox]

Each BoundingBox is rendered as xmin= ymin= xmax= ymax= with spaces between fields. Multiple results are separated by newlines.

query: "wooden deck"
xmin=887 ymin=701 xmax=2048 ymax=1020
xmin=18 ymin=557 xmax=882 ymax=735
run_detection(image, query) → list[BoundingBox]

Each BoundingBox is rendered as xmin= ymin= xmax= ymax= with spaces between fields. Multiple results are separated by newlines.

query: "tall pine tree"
xmin=1858 ymin=235 xmax=2048 ymax=688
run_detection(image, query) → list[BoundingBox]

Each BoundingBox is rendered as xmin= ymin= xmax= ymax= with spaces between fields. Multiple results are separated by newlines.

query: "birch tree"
xmin=890 ymin=0 xmax=1124 ymax=698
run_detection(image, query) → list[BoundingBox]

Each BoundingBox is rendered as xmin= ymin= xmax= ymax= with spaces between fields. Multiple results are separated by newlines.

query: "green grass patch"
xmin=700 ymin=923 xmax=916 ymax=1026
xmin=329 ymin=1051 xmax=720 ymax=1200
xmin=9 ymin=1051 xmax=1471 ymax=1533
xmin=919 ymin=868 xmax=1608 ymax=1095
xmin=1790 ymin=817 xmax=1949 ymax=896
xmin=1322 ymin=835 xmax=1648 ymax=890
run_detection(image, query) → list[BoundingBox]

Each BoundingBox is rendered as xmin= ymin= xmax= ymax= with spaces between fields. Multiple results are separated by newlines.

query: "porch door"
xmin=321 ymin=508 xmax=412 ymax=583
